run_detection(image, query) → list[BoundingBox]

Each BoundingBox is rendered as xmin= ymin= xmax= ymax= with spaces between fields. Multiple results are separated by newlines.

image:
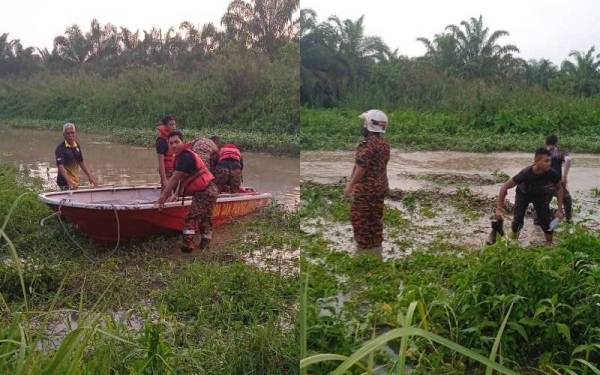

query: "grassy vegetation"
xmin=301 ymin=104 xmax=600 ymax=153
xmin=0 ymin=46 xmax=299 ymax=155
xmin=0 ymin=164 xmax=299 ymax=373
xmin=1 ymin=118 xmax=299 ymax=156
xmin=299 ymin=183 xmax=600 ymax=374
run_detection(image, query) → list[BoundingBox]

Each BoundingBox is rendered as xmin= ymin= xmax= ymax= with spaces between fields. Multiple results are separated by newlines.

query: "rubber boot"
xmin=486 ymin=218 xmax=504 ymax=245
xmin=181 ymin=234 xmax=196 ymax=253
xmin=199 ymin=237 xmax=211 ymax=251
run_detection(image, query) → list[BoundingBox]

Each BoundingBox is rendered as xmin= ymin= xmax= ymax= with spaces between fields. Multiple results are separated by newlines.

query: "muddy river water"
xmin=302 ymin=150 xmax=600 ymax=257
xmin=302 ymin=150 xmax=600 ymax=200
xmin=0 ymin=128 xmax=299 ymax=207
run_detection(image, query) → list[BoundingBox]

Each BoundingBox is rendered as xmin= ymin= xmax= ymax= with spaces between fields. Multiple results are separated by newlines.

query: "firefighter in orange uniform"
xmin=158 ymin=131 xmax=219 ymax=253
xmin=214 ymin=142 xmax=243 ymax=193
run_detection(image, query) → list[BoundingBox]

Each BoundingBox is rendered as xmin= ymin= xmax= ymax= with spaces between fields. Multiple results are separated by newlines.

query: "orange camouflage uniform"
xmin=351 ymin=134 xmax=390 ymax=249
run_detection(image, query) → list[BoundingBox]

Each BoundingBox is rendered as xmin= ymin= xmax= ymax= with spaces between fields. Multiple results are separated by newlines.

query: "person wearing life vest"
xmin=158 ymin=131 xmax=219 ymax=253
xmin=156 ymin=115 xmax=177 ymax=188
xmin=214 ymin=140 xmax=244 ymax=193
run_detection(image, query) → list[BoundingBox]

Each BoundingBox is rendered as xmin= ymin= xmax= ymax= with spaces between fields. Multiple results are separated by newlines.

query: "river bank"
xmin=301 ymin=108 xmax=600 ymax=153
xmin=1 ymin=118 xmax=299 ymax=156
xmin=0 ymin=165 xmax=300 ymax=373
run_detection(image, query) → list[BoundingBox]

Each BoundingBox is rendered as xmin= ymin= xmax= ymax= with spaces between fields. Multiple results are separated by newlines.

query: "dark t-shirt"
xmin=512 ymin=166 xmax=560 ymax=196
xmin=550 ymin=148 xmax=569 ymax=178
xmin=156 ymin=138 xmax=169 ymax=155
xmin=216 ymin=158 xmax=243 ymax=170
xmin=55 ymin=141 xmax=83 ymax=187
xmin=175 ymin=151 xmax=197 ymax=174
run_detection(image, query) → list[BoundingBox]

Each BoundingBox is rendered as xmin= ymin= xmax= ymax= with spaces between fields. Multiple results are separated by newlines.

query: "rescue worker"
xmin=156 ymin=115 xmax=177 ymax=188
xmin=158 ymin=131 xmax=219 ymax=253
xmin=545 ymin=135 xmax=573 ymax=221
xmin=191 ymin=136 xmax=219 ymax=173
xmin=214 ymin=140 xmax=244 ymax=193
xmin=343 ymin=109 xmax=390 ymax=253
xmin=496 ymin=147 xmax=564 ymax=245
xmin=55 ymin=123 xmax=97 ymax=190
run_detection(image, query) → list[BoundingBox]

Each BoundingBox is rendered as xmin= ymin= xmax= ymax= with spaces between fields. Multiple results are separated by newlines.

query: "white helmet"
xmin=359 ymin=109 xmax=388 ymax=133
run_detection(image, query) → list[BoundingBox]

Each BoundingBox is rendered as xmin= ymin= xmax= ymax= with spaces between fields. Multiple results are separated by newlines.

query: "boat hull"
xmin=39 ymin=186 xmax=272 ymax=243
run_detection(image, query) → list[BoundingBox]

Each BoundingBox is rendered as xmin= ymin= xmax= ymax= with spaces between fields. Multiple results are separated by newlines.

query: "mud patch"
xmin=301 ymin=182 xmax=600 ymax=258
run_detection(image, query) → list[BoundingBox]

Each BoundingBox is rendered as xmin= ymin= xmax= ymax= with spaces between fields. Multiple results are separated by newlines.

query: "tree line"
xmin=0 ymin=0 xmax=299 ymax=76
xmin=301 ymin=9 xmax=600 ymax=107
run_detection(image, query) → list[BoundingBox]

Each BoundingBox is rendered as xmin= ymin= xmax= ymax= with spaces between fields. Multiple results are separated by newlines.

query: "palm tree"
xmin=560 ymin=46 xmax=600 ymax=96
xmin=221 ymin=0 xmax=299 ymax=57
xmin=0 ymin=33 xmax=39 ymax=76
xmin=419 ymin=15 xmax=521 ymax=79
xmin=522 ymin=58 xmax=558 ymax=89
xmin=417 ymin=32 xmax=461 ymax=75
xmin=53 ymin=24 xmax=90 ymax=65
xmin=179 ymin=21 xmax=224 ymax=57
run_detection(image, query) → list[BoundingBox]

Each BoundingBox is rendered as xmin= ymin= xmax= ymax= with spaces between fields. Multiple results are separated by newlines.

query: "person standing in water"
xmin=545 ymin=135 xmax=573 ymax=221
xmin=158 ymin=131 xmax=218 ymax=253
xmin=156 ymin=115 xmax=177 ymax=188
xmin=496 ymin=147 xmax=564 ymax=245
xmin=343 ymin=109 xmax=390 ymax=253
xmin=55 ymin=123 xmax=97 ymax=190
xmin=213 ymin=139 xmax=244 ymax=193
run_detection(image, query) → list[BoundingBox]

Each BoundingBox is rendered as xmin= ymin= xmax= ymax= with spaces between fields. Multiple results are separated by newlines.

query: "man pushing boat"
xmin=158 ymin=131 xmax=219 ymax=253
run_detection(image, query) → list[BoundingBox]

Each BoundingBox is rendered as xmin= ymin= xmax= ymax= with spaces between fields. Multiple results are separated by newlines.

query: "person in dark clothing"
xmin=496 ymin=147 xmax=564 ymax=245
xmin=545 ymin=135 xmax=573 ymax=221
xmin=55 ymin=123 xmax=97 ymax=190
xmin=344 ymin=109 xmax=391 ymax=253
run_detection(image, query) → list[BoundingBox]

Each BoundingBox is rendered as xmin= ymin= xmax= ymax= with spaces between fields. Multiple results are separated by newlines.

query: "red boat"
xmin=38 ymin=186 xmax=272 ymax=243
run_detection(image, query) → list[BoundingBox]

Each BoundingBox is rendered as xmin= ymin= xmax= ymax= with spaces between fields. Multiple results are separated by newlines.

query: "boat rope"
xmin=56 ymin=199 xmax=98 ymax=262
xmin=39 ymin=211 xmax=60 ymax=227
xmin=51 ymin=199 xmax=123 ymax=262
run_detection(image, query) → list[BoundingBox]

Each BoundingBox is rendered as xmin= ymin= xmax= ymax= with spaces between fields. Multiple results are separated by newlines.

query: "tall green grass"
xmin=300 ymin=183 xmax=600 ymax=374
xmin=301 ymin=91 xmax=600 ymax=152
xmin=0 ymin=164 xmax=299 ymax=373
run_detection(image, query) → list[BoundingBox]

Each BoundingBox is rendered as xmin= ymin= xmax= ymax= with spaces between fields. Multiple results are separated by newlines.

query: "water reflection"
xmin=0 ymin=128 xmax=299 ymax=207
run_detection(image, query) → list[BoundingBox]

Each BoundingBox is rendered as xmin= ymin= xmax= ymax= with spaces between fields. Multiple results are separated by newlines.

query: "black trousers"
xmin=540 ymin=185 xmax=573 ymax=220
xmin=512 ymin=191 xmax=553 ymax=234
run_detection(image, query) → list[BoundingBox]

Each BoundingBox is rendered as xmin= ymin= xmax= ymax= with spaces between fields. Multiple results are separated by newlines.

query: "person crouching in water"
xmin=214 ymin=139 xmax=243 ymax=193
xmin=343 ymin=109 xmax=390 ymax=253
xmin=496 ymin=147 xmax=564 ymax=245
xmin=156 ymin=115 xmax=177 ymax=188
xmin=158 ymin=131 xmax=219 ymax=253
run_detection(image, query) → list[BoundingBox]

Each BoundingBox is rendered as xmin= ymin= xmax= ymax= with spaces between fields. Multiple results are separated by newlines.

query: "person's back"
xmin=215 ymin=143 xmax=243 ymax=193
xmin=344 ymin=109 xmax=390 ymax=253
xmin=192 ymin=137 xmax=219 ymax=172
xmin=354 ymin=134 xmax=390 ymax=196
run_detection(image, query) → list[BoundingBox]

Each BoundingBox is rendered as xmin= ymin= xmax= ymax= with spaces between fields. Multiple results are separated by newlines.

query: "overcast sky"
xmin=3 ymin=0 xmax=231 ymax=50
xmin=302 ymin=0 xmax=600 ymax=64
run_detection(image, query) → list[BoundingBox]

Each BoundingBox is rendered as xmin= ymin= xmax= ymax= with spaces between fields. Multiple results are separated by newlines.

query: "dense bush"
xmin=0 ymin=44 xmax=299 ymax=135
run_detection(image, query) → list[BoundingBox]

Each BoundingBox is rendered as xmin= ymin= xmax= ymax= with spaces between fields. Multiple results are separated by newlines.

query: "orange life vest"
xmin=156 ymin=125 xmax=175 ymax=173
xmin=177 ymin=147 xmax=215 ymax=195
xmin=218 ymin=143 xmax=241 ymax=162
